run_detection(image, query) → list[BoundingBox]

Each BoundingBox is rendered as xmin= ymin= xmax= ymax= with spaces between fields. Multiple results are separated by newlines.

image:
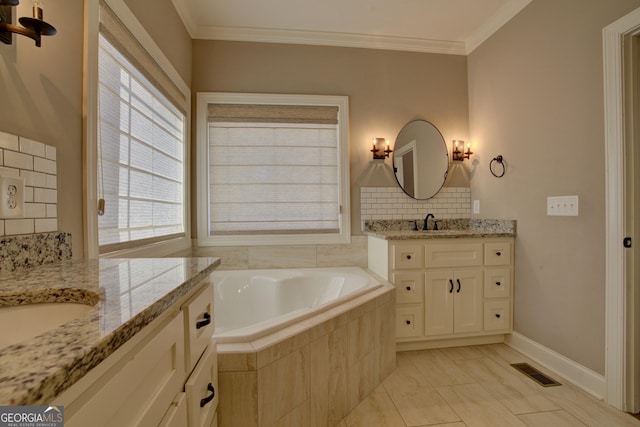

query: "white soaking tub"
xmin=212 ymin=266 xmax=395 ymax=427
xmin=211 ymin=266 xmax=383 ymax=342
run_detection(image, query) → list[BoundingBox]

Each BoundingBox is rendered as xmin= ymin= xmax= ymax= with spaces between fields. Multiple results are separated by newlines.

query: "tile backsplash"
xmin=0 ymin=130 xmax=57 ymax=236
xmin=360 ymin=186 xmax=471 ymax=229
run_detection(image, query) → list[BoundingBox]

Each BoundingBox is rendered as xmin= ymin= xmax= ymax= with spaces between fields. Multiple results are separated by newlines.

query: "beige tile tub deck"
xmin=216 ymin=283 xmax=395 ymax=427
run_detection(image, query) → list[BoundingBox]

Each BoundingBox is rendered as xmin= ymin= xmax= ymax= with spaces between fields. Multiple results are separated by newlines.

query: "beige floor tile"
xmin=456 ymin=358 xmax=560 ymax=415
xmin=383 ymin=353 xmax=460 ymax=426
xmin=439 ymin=345 xmax=487 ymax=361
xmin=426 ymin=423 xmax=467 ymax=427
xmin=340 ymin=392 xmax=406 ymax=427
xmin=406 ymin=349 xmax=475 ymax=387
xmin=437 ymin=383 xmax=526 ymax=427
xmin=517 ymin=410 xmax=587 ymax=426
xmin=543 ymin=383 xmax=640 ymax=427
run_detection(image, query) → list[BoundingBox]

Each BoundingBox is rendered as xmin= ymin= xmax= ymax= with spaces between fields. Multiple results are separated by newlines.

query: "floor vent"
xmin=511 ymin=363 xmax=562 ymax=387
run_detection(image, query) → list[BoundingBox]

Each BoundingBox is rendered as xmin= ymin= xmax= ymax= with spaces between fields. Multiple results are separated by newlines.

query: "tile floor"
xmin=337 ymin=344 xmax=640 ymax=427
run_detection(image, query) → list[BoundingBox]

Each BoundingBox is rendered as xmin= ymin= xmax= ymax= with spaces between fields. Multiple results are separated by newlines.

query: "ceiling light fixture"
xmin=0 ymin=0 xmax=56 ymax=47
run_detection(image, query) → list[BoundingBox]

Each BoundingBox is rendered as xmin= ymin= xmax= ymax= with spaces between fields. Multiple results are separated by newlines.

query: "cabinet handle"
xmin=495 ymin=313 xmax=501 ymax=319
xmin=406 ymin=286 xmax=412 ymax=291
xmin=449 ymin=279 xmax=454 ymax=293
xmin=496 ymin=251 xmax=502 ymax=256
xmin=200 ymin=383 xmax=216 ymax=407
xmin=405 ymin=320 xmax=411 ymax=325
xmin=196 ymin=312 xmax=211 ymax=329
xmin=456 ymin=279 xmax=461 ymax=293
xmin=496 ymin=281 xmax=502 ymax=286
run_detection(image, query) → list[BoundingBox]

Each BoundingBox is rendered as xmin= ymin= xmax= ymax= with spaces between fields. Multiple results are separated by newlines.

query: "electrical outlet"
xmin=0 ymin=175 xmax=25 ymax=218
xmin=547 ymin=195 xmax=579 ymax=216
xmin=473 ymin=199 xmax=480 ymax=214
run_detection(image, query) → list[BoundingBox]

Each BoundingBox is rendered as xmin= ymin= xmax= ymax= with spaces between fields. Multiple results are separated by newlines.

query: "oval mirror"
xmin=392 ymin=120 xmax=449 ymax=199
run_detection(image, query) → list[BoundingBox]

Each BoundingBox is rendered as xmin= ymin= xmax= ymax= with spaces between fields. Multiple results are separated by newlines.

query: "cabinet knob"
xmin=200 ymin=383 xmax=216 ymax=408
xmin=495 ymin=251 xmax=502 ymax=256
xmin=406 ymin=286 xmax=412 ymax=291
xmin=405 ymin=320 xmax=411 ymax=325
xmin=496 ymin=281 xmax=501 ymax=286
xmin=495 ymin=313 xmax=501 ymax=319
xmin=406 ymin=254 xmax=412 ymax=260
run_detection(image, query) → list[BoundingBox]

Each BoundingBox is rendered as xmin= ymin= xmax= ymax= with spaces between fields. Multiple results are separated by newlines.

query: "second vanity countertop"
xmin=364 ymin=219 xmax=517 ymax=240
xmin=0 ymin=257 xmax=220 ymax=406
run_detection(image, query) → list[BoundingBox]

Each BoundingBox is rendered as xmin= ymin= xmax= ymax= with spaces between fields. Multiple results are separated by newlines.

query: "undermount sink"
xmin=0 ymin=302 xmax=95 ymax=350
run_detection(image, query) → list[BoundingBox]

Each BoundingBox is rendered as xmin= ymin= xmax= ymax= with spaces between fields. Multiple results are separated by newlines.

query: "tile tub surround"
xmin=0 ymin=232 xmax=71 ymax=271
xmin=217 ymin=281 xmax=396 ymax=427
xmin=171 ymin=235 xmax=369 ymax=270
xmin=0 ymin=257 xmax=220 ymax=406
xmin=364 ymin=219 xmax=517 ymax=240
xmin=360 ymin=187 xmax=471 ymax=230
xmin=0 ymin=131 xmax=59 ymax=236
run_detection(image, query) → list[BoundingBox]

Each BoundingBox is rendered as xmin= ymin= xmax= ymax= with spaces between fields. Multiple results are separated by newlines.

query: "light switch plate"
xmin=0 ymin=175 xmax=25 ymax=218
xmin=547 ymin=195 xmax=579 ymax=216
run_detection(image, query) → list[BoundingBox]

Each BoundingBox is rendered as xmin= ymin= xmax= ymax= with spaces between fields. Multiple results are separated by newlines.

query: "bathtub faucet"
xmin=423 ymin=213 xmax=437 ymax=231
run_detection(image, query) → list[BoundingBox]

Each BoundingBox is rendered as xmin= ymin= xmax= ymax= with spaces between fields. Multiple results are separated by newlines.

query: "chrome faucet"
xmin=423 ymin=213 xmax=434 ymax=231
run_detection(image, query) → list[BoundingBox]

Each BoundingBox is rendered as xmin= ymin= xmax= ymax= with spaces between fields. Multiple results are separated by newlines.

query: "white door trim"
xmin=603 ymin=6 xmax=640 ymax=410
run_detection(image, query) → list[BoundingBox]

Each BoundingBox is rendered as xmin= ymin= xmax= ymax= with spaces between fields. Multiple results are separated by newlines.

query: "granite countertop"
xmin=0 ymin=257 xmax=220 ymax=406
xmin=364 ymin=219 xmax=516 ymax=240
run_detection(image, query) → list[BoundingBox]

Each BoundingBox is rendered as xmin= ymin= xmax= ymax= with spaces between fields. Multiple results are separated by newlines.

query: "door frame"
xmin=603 ymin=6 xmax=640 ymax=411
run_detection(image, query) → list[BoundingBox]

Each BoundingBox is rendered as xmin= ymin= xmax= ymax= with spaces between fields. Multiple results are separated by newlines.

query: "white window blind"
xmin=97 ymin=32 xmax=185 ymax=252
xmin=208 ymin=103 xmax=341 ymax=236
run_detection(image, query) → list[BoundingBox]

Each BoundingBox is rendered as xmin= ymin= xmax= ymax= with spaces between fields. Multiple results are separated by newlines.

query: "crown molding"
xmin=465 ymin=0 xmax=532 ymax=53
xmin=192 ymin=25 xmax=467 ymax=56
xmin=171 ymin=0 xmax=198 ymax=39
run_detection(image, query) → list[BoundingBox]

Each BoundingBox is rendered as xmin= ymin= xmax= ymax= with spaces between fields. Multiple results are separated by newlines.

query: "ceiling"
xmin=171 ymin=0 xmax=532 ymax=55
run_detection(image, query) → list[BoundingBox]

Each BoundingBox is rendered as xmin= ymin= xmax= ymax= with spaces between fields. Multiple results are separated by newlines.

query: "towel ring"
xmin=490 ymin=155 xmax=506 ymax=178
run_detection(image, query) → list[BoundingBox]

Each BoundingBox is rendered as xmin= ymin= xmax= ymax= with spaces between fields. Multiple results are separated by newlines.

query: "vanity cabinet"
xmin=369 ymin=236 xmax=514 ymax=350
xmin=57 ymin=280 xmax=218 ymax=427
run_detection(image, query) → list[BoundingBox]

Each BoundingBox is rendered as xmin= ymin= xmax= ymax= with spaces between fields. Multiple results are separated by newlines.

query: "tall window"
xmin=95 ymin=2 xmax=187 ymax=254
xmin=196 ymin=93 xmax=350 ymax=246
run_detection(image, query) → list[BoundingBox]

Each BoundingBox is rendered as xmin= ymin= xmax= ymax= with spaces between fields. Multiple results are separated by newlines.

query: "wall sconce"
xmin=371 ymin=137 xmax=392 ymax=160
xmin=452 ymin=140 xmax=473 ymax=161
xmin=0 ymin=0 xmax=56 ymax=47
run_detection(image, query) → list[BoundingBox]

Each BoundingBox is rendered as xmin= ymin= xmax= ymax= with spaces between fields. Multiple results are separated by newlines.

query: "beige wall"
xmin=0 ymin=0 xmax=83 ymax=255
xmin=191 ymin=40 xmax=469 ymax=237
xmin=468 ymin=0 xmax=640 ymax=374
xmin=0 ymin=0 xmax=191 ymax=257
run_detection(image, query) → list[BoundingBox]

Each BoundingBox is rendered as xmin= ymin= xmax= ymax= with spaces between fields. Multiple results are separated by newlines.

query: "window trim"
xmin=196 ymin=92 xmax=351 ymax=246
xmin=84 ymin=0 xmax=191 ymax=258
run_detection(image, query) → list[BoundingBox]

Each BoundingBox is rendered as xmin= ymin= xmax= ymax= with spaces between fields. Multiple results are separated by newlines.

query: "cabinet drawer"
xmin=484 ymin=242 xmax=511 ymax=266
xmin=186 ymin=339 xmax=218 ymax=427
xmin=484 ymin=268 xmax=511 ymax=298
xmin=67 ymin=315 xmax=186 ymax=427
xmin=425 ymin=242 xmax=483 ymax=268
xmin=484 ymin=301 xmax=511 ymax=331
xmin=396 ymin=305 xmax=424 ymax=338
xmin=393 ymin=244 xmax=424 ymax=269
xmin=394 ymin=272 xmax=424 ymax=304
xmin=159 ymin=393 xmax=187 ymax=427
xmin=182 ymin=281 xmax=214 ymax=373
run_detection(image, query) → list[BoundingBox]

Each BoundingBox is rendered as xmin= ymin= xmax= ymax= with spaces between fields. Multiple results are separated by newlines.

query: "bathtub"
xmin=211 ymin=267 xmax=396 ymax=426
xmin=212 ymin=266 xmax=382 ymax=342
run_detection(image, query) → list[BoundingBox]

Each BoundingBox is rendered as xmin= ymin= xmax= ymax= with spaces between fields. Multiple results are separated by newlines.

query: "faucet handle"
xmin=433 ymin=220 xmax=439 ymax=231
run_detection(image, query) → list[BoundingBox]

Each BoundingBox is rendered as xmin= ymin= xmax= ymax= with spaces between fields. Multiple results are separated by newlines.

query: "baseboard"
xmin=505 ymin=332 xmax=606 ymax=399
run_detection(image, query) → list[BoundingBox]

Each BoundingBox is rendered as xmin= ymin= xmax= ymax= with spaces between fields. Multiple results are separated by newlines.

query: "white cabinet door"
xmin=424 ymin=270 xmax=454 ymax=336
xmin=453 ymin=269 xmax=483 ymax=334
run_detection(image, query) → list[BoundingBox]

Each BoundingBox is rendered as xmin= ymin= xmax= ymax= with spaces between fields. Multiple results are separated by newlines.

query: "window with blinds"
xmin=197 ymin=93 xmax=350 ymax=246
xmin=97 ymin=5 xmax=186 ymax=253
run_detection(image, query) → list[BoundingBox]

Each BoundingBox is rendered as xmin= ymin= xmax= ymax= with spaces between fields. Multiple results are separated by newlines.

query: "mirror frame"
xmin=392 ymin=120 xmax=449 ymax=200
